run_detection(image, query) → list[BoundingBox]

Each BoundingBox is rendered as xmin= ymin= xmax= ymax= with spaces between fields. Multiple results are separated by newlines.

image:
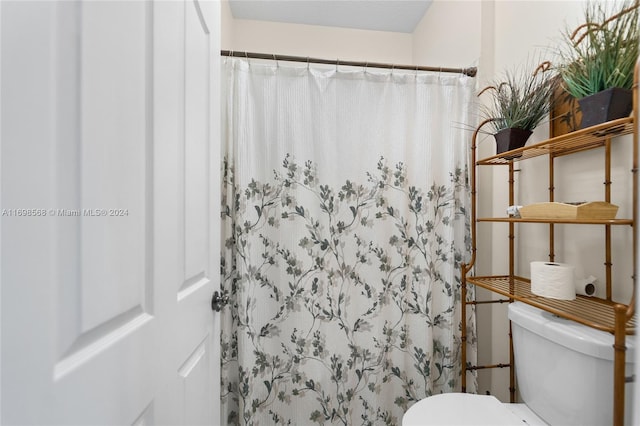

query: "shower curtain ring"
xmin=364 ymin=61 xmax=368 ymax=73
xmin=307 ymin=57 xmax=310 ymax=70
xmin=273 ymin=54 xmax=278 ymax=68
xmin=336 ymin=59 xmax=340 ymax=72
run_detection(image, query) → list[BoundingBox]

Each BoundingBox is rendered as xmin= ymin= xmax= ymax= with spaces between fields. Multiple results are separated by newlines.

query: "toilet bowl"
xmin=402 ymin=393 xmax=547 ymax=426
xmin=402 ymin=302 xmax=636 ymax=425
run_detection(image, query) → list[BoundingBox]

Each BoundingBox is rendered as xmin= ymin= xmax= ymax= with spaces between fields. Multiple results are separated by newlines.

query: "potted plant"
xmin=556 ymin=0 xmax=639 ymax=129
xmin=478 ymin=60 xmax=558 ymax=155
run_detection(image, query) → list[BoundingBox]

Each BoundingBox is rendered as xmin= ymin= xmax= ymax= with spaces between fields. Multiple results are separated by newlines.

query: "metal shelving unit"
xmin=460 ymin=66 xmax=638 ymax=426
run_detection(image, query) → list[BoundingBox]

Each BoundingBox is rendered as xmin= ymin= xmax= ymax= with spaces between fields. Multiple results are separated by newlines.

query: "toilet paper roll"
xmin=576 ymin=275 xmax=597 ymax=297
xmin=530 ymin=261 xmax=576 ymax=300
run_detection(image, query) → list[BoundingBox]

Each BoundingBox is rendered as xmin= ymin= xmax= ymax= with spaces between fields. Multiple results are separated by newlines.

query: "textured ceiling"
xmin=227 ymin=0 xmax=434 ymax=33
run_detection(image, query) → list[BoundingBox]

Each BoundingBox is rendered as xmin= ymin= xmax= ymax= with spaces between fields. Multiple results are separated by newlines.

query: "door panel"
xmin=174 ymin=1 xmax=217 ymax=425
xmin=59 ymin=0 xmax=152 ymax=361
xmin=0 ymin=1 xmax=221 ymax=424
xmin=183 ymin=0 xmax=211 ymax=290
xmin=178 ymin=338 xmax=211 ymax=425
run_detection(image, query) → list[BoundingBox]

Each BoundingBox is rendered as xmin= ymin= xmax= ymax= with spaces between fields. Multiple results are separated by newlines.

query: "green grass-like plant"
xmin=557 ymin=0 xmax=639 ymax=99
xmin=479 ymin=60 xmax=558 ymax=134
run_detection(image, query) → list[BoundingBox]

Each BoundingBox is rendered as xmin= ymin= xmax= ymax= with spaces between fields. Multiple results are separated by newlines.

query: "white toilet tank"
xmin=508 ymin=302 xmax=635 ymax=426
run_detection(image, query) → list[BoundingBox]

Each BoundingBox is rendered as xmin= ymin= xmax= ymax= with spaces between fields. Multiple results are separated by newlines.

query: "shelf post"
xmin=628 ymin=57 xmax=639 ymax=322
xmin=612 ymin=304 xmax=627 ymax=426
xmin=509 ymin=322 xmax=516 ymax=403
xmin=508 ymin=162 xmax=516 ymax=403
xmin=462 ymin=119 xmax=497 ymax=395
xmin=549 ymin=155 xmax=555 ymax=262
xmin=605 ymin=139 xmax=613 ymax=301
xmin=461 ymin=264 xmax=467 ymax=393
xmin=509 ymin=162 xmax=515 ymax=283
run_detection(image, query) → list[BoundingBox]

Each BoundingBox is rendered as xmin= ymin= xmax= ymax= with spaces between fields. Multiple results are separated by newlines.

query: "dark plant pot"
xmin=577 ymin=87 xmax=633 ymax=129
xmin=494 ymin=128 xmax=533 ymax=157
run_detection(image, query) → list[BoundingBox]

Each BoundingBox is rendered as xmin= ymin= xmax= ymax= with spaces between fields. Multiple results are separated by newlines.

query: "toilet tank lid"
xmin=507 ymin=302 xmax=635 ymax=361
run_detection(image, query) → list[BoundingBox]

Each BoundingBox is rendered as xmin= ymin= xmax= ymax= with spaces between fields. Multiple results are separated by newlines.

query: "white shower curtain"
xmin=221 ymin=57 xmax=477 ymax=425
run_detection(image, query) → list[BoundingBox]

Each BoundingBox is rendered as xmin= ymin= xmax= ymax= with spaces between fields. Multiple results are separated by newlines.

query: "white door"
xmin=0 ymin=1 xmax=221 ymax=424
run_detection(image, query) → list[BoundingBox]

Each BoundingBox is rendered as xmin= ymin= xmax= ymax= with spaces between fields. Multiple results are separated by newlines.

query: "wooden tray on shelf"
xmin=518 ymin=201 xmax=618 ymax=220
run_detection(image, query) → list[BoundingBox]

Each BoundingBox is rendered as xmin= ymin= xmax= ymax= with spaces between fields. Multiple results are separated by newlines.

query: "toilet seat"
xmin=402 ymin=393 xmax=542 ymax=425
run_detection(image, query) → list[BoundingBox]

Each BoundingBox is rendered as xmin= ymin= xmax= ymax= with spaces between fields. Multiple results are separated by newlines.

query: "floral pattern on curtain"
xmin=221 ymin=58 xmax=477 ymax=425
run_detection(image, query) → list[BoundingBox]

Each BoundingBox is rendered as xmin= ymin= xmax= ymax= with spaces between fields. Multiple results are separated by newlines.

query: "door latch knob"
xmin=211 ymin=291 xmax=228 ymax=312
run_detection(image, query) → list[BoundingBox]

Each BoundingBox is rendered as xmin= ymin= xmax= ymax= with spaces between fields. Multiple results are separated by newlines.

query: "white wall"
xmin=221 ymin=0 xmax=413 ymax=64
xmin=412 ymin=0 xmax=481 ymax=70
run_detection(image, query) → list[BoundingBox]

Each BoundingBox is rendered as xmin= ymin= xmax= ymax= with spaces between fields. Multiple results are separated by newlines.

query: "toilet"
xmin=403 ymin=302 xmax=636 ymax=425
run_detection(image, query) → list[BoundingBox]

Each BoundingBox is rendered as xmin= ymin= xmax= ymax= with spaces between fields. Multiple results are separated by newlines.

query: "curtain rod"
xmin=221 ymin=50 xmax=477 ymax=77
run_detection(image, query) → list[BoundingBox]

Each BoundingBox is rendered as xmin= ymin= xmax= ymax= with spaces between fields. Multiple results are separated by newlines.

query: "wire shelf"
xmin=477 ymin=217 xmax=633 ymax=225
xmin=467 ymin=275 xmax=636 ymax=334
xmin=477 ymin=118 xmax=634 ymax=165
